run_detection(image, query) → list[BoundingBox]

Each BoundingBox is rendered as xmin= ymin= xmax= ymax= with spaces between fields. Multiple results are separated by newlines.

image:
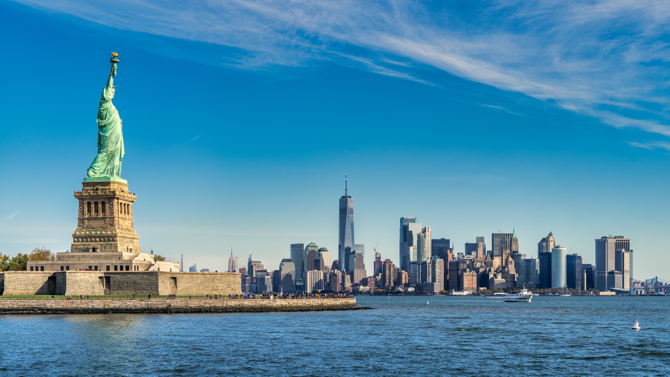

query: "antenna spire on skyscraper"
xmin=345 ymin=170 xmax=348 ymax=196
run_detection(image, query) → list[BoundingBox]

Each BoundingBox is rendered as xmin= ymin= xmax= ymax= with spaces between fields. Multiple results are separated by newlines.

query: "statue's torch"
xmin=110 ymin=52 xmax=119 ymax=77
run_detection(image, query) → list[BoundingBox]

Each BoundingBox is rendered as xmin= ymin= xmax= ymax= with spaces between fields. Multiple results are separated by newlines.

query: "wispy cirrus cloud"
xmin=13 ymin=0 xmax=670 ymax=142
xmin=628 ymin=141 xmax=670 ymax=151
xmin=4 ymin=210 xmax=20 ymax=220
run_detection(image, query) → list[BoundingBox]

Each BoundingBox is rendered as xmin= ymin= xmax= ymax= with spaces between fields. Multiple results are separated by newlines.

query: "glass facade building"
xmin=566 ymin=254 xmax=583 ymax=290
xmin=432 ymin=238 xmax=451 ymax=260
xmin=279 ymin=259 xmax=296 ymax=293
xmin=290 ymin=243 xmax=304 ymax=287
xmin=339 ymin=174 xmax=355 ymax=273
xmin=417 ymin=227 xmax=431 ymax=264
xmin=551 ymin=246 xmax=567 ymax=288
xmin=399 ymin=217 xmax=422 ymax=275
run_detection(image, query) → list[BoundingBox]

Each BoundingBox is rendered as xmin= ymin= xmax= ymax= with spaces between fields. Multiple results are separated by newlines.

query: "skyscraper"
xmin=374 ymin=251 xmax=382 ymax=275
xmin=399 ymin=217 xmax=422 ymax=275
xmin=279 ymin=259 xmax=296 ymax=293
xmin=348 ymin=244 xmax=365 ymax=277
xmin=551 ymin=246 xmax=567 ymax=288
xmin=290 ymin=243 xmax=305 ymax=285
xmin=431 ymin=255 xmax=445 ymax=292
xmin=492 ymin=232 xmax=513 ymax=257
xmin=517 ymin=258 xmax=540 ymax=288
xmin=318 ymin=247 xmax=332 ymax=271
xmin=352 ymin=251 xmax=366 ymax=285
xmin=304 ymin=243 xmax=319 ymax=273
xmin=539 ymin=251 xmax=552 ymax=289
xmin=431 ymin=238 xmax=450 ymax=260
xmin=510 ymin=229 xmax=519 ymax=253
xmin=228 ymin=249 xmax=238 ymax=272
xmin=420 ymin=259 xmax=432 ymax=284
xmin=448 ymin=259 xmax=467 ymax=291
xmin=538 ymin=232 xmax=556 ymax=254
xmin=382 ymin=259 xmax=398 ymax=288
xmin=583 ymin=264 xmax=595 ymax=290
xmin=247 ymin=256 xmax=264 ymax=278
xmin=305 ymin=270 xmax=325 ymax=293
xmin=538 ymin=231 xmax=556 ymax=289
xmin=476 ymin=236 xmax=486 ymax=255
xmin=464 ymin=242 xmax=478 ymax=257
xmin=615 ymin=249 xmax=632 ymax=291
xmin=417 ymin=227 xmax=432 ymax=264
xmin=339 ymin=172 xmax=355 ymax=273
xmin=566 ymin=254 xmax=583 ymax=290
xmin=595 ymin=236 xmax=632 ymax=291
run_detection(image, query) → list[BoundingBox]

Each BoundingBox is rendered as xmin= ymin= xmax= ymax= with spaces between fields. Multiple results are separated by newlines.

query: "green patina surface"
xmin=86 ymin=54 xmax=125 ymax=182
xmin=83 ymin=176 xmax=128 ymax=184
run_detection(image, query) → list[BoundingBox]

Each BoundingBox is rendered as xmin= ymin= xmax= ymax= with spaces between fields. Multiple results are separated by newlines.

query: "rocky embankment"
xmin=0 ymin=297 xmax=364 ymax=314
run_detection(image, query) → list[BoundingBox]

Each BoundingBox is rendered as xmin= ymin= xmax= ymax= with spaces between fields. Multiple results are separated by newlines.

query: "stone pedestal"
xmin=71 ymin=181 xmax=140 ymax=254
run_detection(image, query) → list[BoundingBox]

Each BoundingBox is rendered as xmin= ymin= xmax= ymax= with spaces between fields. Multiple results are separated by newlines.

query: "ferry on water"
xmin=504 ymin=288 xmax=533 ymax=303
xmin=450 ymin=290 xmax=471 ymax=296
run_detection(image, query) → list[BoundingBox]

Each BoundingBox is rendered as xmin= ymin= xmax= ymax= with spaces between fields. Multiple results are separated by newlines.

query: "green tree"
xmin=3 ymin=253 xmax=29 ymax=271
xmin=28 ymin=247 xmax=55 ymax=261
xmin=153 ymin=255 xmax=166 ymax=262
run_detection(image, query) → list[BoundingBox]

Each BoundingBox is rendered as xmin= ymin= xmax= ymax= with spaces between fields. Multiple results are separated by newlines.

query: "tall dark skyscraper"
xmin=566 ymin=254 xmax=583 ymax=290
xmin=492 ymin=232 xmax=513 ymax=257
xmin=339 ymin=172 xmax=355 ymax=272
xmin=431 ymin=238 xmax=451 ymax=260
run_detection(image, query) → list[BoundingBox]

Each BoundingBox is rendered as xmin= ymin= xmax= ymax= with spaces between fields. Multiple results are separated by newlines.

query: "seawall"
xmin=0 ymin=297 xmax=362 ymax=314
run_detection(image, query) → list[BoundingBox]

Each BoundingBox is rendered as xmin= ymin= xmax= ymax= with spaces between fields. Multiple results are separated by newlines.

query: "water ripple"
xmin=0 ymin=296 xmax=668 ymax=375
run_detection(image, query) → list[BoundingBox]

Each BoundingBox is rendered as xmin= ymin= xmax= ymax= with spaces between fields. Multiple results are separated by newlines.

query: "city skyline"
xmin=2 ymin=2 xmax=670 ymax=280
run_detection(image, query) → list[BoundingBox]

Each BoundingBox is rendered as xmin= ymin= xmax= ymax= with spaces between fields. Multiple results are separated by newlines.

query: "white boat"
xmin=505 ymin=288 xmax=533 ymax=303
xmin=450 ymin=290 xmax=470 ymax=296
xmin=632 ymin=321 xmax=640 ymax=330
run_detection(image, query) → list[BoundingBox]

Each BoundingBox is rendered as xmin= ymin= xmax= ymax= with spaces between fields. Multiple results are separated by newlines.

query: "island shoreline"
xmin=0 ymin=298 xmax=367 ymax=315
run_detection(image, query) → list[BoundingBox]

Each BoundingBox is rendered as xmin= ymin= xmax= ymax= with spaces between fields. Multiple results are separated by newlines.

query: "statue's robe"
xmin=87 ymin=85 xmax=124 ymax=178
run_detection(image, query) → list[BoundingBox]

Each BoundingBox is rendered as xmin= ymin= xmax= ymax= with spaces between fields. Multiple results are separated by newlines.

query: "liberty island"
xmin=0 ymin=53 xmax=358 ymax=312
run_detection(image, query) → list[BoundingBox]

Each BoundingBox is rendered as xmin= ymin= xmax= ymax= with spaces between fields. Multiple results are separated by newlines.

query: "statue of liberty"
xmin=85 ymin=52 xmax=125 ymax=182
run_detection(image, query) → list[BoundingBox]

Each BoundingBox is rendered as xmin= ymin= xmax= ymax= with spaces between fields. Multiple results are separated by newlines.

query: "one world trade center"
xmin=339 ymin=172 xmax=355 ymax=272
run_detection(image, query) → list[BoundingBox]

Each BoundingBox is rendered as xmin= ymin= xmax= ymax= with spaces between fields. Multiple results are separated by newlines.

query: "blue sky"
xmin=2 ymin=1 xmax=670 ymax=279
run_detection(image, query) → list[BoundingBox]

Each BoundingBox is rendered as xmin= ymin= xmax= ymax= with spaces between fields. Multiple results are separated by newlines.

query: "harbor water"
xmin=0 ymin=295 xmax=668 ymax=376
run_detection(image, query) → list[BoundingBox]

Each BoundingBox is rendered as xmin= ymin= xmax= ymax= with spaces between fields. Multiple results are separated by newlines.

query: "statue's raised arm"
xmin=102 ymin=52 xmax=119 ymax=102
xmin=85 ymin=52 xmax=126 ymax=183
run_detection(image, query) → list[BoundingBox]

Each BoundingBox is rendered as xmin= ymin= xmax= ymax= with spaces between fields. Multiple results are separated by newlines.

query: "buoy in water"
xmin=632 ymin=321 xmax=640 ymax=330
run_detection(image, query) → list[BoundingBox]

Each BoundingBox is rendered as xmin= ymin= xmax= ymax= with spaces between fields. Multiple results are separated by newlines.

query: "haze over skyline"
xmin=2 ymin=1 xmax=670 ymax=279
